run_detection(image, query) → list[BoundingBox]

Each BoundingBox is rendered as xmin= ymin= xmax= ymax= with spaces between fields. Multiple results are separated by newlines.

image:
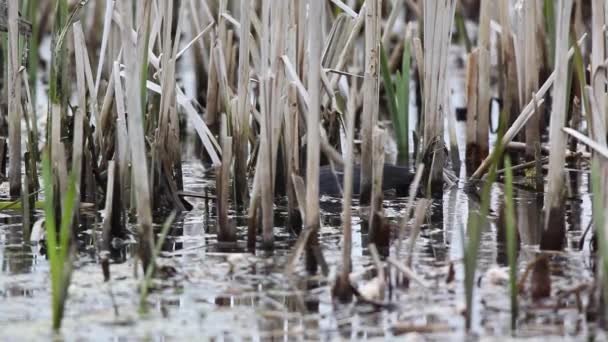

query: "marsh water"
xmin=0 ymin=44 xmax=601 ymax=341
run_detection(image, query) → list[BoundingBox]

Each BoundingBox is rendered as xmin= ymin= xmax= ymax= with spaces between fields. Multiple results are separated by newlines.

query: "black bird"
xmin=318 ymin=164 xmax=414 ymax=196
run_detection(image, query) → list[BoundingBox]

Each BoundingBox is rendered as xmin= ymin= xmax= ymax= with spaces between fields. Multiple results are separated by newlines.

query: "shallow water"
xmin=0 ymin=155 xmax=600 ymax=340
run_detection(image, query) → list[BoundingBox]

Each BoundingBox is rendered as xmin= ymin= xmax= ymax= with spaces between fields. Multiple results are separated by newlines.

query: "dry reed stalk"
xmin=269 ymin=0 xmax=288 ymax=193
xmin=218 ymin=114 xmax=235 ymax=242
xmin=368 ymin=128 xmax=387 ymax=251
xmin=112 ymin=61 xmax=131 ymax=216
xmin=591 ymin=0 xmax=607 ymax=133
xmin=323 ymin=5 xmax=365 ymax=110
xmin=259 ymin=77 xmax=274 ymax=249
xmin=155 ymin=0 xmax=187 ymax=212
xmin=297 ymin=0 xmax=308 ymax=76
xmin=234 ymin=0 xmax=252 ymax=206
xmin=205 ymin=38 xmax=220 ymax=129
xmin=94 ymin=0 xmax=114 ymax=95
xmin=422 ymin=0 xmax=456 ymax=194
xmin=360 ymin=0 xmax=381 ymax=204
xmin=305 ymin=0 xmax=324 ymax=272
xmin=118 ymin=0 xmax=154 ymax=272
xmin=465 ymin=49 xmax=479 ymax=173
xmin=542 ymin=0 xmax=572 ymax=250
xmin=20 ymin=69 xmax=38 ymax=201
xmin=337 ymin=83 xmax=357 ymax=298
xmin=476 ymin=0 xmax=491 ymax=167
xmin=522 ymin=0 xmax=541 ymax=166
xmin=286 ymin=83 xmax=301 ymax=232
xmin=498 ymin=0 xmax=519 ymax=134
xmin=7 ymin=0 xmax=21 ymax=197
xmin=72 ymin=21 xmax=89 ymax=219
xmin=470 ymin=34 xmax=586 ymax=179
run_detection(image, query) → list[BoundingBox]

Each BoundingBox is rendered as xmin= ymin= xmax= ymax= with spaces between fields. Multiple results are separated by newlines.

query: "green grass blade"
xmin=58 ymin=173 xmax=77 ymax=264
xmin=504 ymin=156 xmax=518 ymax=331
xmin=41 ymin=151 xmax=62 ymax=329
xmin=380 ymin=43 xmax=398 ymax=124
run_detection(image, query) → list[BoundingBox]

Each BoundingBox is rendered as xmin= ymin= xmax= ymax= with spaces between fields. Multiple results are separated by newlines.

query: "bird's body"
xmin=318 ymin=164 xmax=414 ymax=196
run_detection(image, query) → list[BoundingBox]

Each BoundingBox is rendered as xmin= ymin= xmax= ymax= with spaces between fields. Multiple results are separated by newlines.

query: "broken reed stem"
xmin=360 ymin=0 xmax=381 ymax=205
xmin=234 ymin=0 xmax=252 ymax=206
xmin=7 ymin=0 xmax=21 ymax=197
xmin=542 ymin=0 xmax=572 ymax=249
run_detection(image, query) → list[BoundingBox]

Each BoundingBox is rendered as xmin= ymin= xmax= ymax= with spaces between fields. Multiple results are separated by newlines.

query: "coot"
xmin=318 ymin=164 xmax=414 ymax=196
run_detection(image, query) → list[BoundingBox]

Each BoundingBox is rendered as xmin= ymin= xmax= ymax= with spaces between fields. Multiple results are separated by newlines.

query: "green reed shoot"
xmin=591 ymin=160 xmax=608 ymax=306
xmin=42 ymin=150 xmax=77 ymax=330
xmin=139 ymin=211 xmax=176 ymax=315
xmin=380 ymin=40 xmax=410 ymax=164
xmin=504 ymin=156 xmax=518 ymax=331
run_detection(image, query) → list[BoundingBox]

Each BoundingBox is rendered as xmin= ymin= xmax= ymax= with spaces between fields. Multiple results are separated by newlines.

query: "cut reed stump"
xmin=542 ymin=0 xmax=573 ymax=251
